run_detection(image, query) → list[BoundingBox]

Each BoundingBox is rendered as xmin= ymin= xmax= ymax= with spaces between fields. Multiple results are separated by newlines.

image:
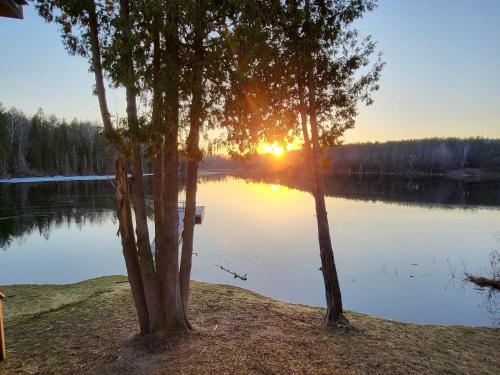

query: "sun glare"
xmin=262 ymin=142 xmax=285 ymax=157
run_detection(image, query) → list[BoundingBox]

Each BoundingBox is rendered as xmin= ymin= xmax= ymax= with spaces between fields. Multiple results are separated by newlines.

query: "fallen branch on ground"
xmin=464 ymin=274 xmax=500 ymax=290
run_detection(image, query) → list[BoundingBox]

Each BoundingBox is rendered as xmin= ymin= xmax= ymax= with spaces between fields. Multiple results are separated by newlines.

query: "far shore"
xmin=0 ymin=169 xmax=230 ymax=184
xmin=2 ymin=167 xmax=500 ymax=185
xmin=0 ymin=276 xmax=498 ymax=374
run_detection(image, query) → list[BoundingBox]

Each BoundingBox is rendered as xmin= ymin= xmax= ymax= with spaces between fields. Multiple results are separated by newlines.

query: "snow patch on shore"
xmin=0 ymin=170 xmax=230 ymax=184
xmin=0 ymin=174 xmax=153 ymax=184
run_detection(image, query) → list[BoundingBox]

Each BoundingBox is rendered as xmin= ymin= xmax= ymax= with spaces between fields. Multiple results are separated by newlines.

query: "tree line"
xmin=0 ymin=105 xmax=115 ymax=177
xmin=327 ymin=138 xmax=500 ymax=174
xmin=3 ymin=106 xmax=498 ymax=180
xmin=0 ymin=104 xmax=244 ymax=178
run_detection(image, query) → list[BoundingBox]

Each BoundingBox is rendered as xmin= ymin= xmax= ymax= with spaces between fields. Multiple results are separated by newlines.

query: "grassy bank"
xmin=0 ymin=276 xmax=499 ymax=374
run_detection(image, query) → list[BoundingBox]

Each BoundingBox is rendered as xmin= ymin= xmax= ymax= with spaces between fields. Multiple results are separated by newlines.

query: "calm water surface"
xmin=1 ymin=174 xmax=499 ymax=327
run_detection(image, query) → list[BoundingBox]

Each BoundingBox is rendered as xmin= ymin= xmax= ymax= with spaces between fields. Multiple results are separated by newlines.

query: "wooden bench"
xmin=0 ymin=291 xmax=5 ymax=361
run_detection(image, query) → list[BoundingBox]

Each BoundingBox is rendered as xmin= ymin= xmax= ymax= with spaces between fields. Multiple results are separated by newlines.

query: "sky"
xmin=0 ymin=1 xmax=499 ymax=143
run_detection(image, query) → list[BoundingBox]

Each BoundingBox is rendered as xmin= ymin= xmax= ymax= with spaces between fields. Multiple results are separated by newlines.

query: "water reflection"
xmin=239 ymin=172 xmax=500 ymax=208
xmin=0 ymin=181 xmax=117 ymax=248
xmin=0 ymin=174 xmax=226 ymax=248
xmin=0 ymin=173 xmax=499 ymax=326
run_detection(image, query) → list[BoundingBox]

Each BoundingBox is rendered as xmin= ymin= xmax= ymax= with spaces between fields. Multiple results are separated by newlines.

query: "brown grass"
xmin=0 ymin=276 xmax=499 ymax=374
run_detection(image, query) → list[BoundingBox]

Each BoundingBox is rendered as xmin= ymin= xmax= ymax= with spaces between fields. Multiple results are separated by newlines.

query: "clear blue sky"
xmin=1 ymin=1 xmax=499 ymax=142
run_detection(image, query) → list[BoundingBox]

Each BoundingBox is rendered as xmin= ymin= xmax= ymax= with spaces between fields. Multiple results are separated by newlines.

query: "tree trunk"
xmin=120 ymin=0 xmax=164 ymax=334
xmin=179 ymin=159 xmax=199 ymax=310
xmin=152 ymin=142 xmax=167 ymax=278
xmin=151 ymin=9 xmax=188 ymax=332
xmin=17 ymin=141 xmax=26 ymax=174
xmin=88 ymin=0 xmax=149 ymax=333
xmin=115 ymin=155 xmax=150 ymax=334
xmin=130 ymin=146 xmax=164 ymax=333
xmin=306 ymin=69 xmax=347 ymax=327
xmin=88 ymin=1 xmax=113 ymax=134
xmin=298 ymin=77 xmax=312 ymax=185
xmin=90 ymin=144 xmax=94 ymax=174
xmin=180 ymin=0 xmax=204 ymax=313
xmin=160 ymin=137 xmax=187 ymax=331
xmin=151 ymin=23 xmax=166 ymax=270
xmin=73 ymin=146 xmax=77 ymax=174
xmin=298 ymin=79 xmax=311 ymax=151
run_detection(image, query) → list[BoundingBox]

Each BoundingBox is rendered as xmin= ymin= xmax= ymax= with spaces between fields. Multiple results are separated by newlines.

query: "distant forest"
xmin=0 ymin=105 xmax=114 ymax=177
xmin=245 ymin=138 xmax=500 ymax=179
xmin=0 ymin=105 xmax=247 ymax=178
xmin=1 ymin=106 xmax=499 ymax=178
xmin=326 ymin=139 xmax=500 ymax=175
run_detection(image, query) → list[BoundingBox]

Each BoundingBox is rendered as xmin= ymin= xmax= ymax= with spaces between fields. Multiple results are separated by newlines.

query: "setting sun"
xmin=261 ymin=142 xmax=285 ymax=157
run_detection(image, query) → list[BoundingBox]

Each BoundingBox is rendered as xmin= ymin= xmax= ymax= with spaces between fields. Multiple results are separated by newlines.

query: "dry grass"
xmin=0 ymin=276 xmax=499 ymax=374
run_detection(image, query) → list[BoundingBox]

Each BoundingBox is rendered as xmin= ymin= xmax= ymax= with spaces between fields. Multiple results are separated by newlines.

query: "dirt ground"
xmin=0 ymin=276 xmax=499 ymax=374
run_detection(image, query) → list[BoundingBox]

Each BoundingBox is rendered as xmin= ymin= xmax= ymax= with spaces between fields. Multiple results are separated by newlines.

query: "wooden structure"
xmin=0 ymin=0 xmax=26 ymax=19
xmin=0 ymin=291 xmax=6 ymax=361
xmin=150 ymin=205 xmax=205 ymax=255
xmin=178 ymin=203 xmax=205 ymax=225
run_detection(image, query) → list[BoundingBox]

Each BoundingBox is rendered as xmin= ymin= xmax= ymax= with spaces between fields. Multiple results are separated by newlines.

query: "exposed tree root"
xmin=324 ymin=313 xmax=355 ymax=332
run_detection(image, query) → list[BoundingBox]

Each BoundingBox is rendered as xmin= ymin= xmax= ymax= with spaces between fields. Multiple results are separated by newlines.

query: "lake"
xmin=1 ymin=173 xmax=499 ymax=327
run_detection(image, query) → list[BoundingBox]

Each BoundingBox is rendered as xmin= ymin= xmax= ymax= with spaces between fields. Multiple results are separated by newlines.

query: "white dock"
xmin=179 ymin=204 xmax=206 ymax=226
xmin=150 ymin=205 xmax=205 ymax=254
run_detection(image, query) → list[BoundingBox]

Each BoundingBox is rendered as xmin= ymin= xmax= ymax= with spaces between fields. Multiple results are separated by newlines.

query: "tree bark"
xmin=180 ymin=0 xmax=205 ymax=313
xmin=88 ymin=0 xmax=149 ymax=333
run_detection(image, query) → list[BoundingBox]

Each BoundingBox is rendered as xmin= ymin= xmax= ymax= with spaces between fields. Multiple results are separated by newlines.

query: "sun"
xmin=272 ymin=145 xmax=284 ymax=156
xmin=262 ymin=142 xmax=285 ymax=157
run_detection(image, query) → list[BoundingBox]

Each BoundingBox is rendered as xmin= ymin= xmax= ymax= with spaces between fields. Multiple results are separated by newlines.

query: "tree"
xmin=286 ymin=0 xmax=382 ymax=327
xmin=460 ymin=142 xmax=470 ymax=169
xmin=82 ymin=122 xmax=98 ymax=173
xmin=13 ymin=109 xmax=31 ymax=175
xmin=284 ymin=0 xmax=381 ymax=327
xmin=222 ymin=0 xmax=382 ymax=327
xmin=0 ymin=105 xmax=8 ymax=176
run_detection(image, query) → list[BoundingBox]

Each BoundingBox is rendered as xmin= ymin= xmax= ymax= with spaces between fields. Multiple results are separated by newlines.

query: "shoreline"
xmin=0 ymin=277 xmax=496 ymax=329
xmin=1 ymin=276 xmax=498 ymax=374
xmin=2 ymin=168 xmax=500 ymax=184
xmin=0 ymin=170 xmax=229 ymax=184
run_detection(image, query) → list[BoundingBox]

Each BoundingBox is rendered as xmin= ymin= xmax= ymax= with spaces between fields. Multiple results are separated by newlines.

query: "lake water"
xmin=1 ymin=173 xmax=499 ymax=327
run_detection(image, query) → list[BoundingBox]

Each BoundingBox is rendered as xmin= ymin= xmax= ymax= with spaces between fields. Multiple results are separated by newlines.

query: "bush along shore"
xmin=0 ymin=276 xmax=499 ymax=375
